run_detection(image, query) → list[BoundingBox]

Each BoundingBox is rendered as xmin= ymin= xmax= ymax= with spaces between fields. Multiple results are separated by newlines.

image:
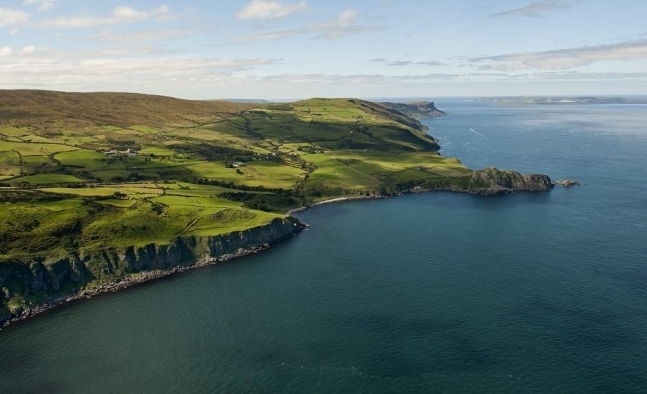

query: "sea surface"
xmin=2 ymin=101 xmax=647 ymax=393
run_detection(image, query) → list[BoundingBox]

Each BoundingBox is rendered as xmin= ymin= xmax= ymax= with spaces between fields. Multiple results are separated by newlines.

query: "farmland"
xmin=0 ymin=90 xmax=471 ymax=262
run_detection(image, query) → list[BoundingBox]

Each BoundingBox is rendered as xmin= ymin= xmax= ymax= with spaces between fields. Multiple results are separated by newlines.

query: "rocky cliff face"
xmin=463 ymin=167 xmax=553 ymax=195
xmin=0 ymin=217 xmax=303 ymax=324
xmin=380 ymin=101 xmax=447 ymax=119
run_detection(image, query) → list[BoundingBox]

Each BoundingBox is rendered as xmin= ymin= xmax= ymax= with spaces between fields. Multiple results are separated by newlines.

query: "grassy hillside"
xmin=0 ymin=90 xmax=471 ymax=262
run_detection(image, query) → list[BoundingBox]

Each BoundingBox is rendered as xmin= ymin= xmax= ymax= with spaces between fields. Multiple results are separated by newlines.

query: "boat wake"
xmin=470 ymin=128 xmax=485 ymax=137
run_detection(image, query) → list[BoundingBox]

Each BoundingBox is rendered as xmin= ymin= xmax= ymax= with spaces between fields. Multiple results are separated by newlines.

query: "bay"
xmin=2 ymin=101 xmax=647 ymax=393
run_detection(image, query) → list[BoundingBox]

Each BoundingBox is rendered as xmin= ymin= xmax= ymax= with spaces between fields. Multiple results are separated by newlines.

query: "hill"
xmin=0 ymin=90 xmax=550 ymax=325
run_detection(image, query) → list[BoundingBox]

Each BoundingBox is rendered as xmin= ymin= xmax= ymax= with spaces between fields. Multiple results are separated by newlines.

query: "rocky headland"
xmin=438 ymin=167 xmax=553 ymax=196
xmin=381 ymin=101 xmax=447 ymax=119
xmin=0 ymin=217 xmax=305 ymax=329
xmin=465 ymin=167 xmax=553 ymax=195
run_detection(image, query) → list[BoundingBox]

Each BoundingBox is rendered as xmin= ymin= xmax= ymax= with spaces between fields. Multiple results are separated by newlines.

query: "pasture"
xmin=0 ymin=91 xmax=473 ymax=262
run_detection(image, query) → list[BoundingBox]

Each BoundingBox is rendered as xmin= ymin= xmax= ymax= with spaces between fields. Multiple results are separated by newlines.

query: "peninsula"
xmin=0 ymin=90 xmax=551 ymax=327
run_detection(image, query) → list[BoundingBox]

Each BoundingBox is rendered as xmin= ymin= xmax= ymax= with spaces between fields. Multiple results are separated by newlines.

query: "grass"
xmin=19 ymin=134 xmax=59 ymax=144
xmin=22 ymin=155 xmax=55 ymax=167
xmin=139 ymin=146 xmax=175 ymax=156
xmin=9 ymin=174 xmax=86 ymax=184
xmin=0 ymin=141 xmax=78 ymax=156
xmin=0 ymin=151 xmax=21 ymax=165
xmin=43 ymin=184 xmax=164 ymax=198
xmin=30 ymin=199 xmax=84 ymax=211
xmin=128 ymin=125 xmax=158 ymax=134
xmin=54 ymin=150 xmax=106 ymax=170
xmin=0 ymin=126 xmax=31 ymax=137
xmin=0 ymin=90 xmax=473 ymax=267
xmin=96 ymin=199 xmax=137 ymax=208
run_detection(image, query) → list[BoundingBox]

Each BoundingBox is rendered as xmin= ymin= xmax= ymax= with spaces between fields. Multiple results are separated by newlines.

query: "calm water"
xmin=2 ymin=102 xmax=647 ymax=393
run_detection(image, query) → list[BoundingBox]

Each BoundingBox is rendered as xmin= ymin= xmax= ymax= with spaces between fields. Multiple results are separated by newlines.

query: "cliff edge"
xmin=380 ymin=101 xmax=447 ymax=119
xmin=463 ymin=167 xmax=553 ymax=195
xmin=0 ymin=217 xmax=304 ymax=327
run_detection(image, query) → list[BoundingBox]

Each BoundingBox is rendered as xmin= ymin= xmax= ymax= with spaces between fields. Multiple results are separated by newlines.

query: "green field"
xmin=8 ymin=174 xmax=86 ymax=185
xmin=0 ymin=90 xmax=473 ymax=265
xmin=0 ymin=140 xmax=77 ymax=156
xmin=0 ymin=90 xmax=488 ymax=317
xmin=0 ymin=126 xmax=31 ymax=137
xmin=54 ymin=150 xmax=107 ymax=170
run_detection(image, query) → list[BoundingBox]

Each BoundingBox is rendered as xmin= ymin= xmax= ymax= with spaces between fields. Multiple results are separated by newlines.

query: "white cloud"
xmin=94 ymin=28 xmax=199 ymax=43
xmin=111 ymin=6 xmax=148 ymax=22
xmin=474 ymin=39 xmax=647 ymax=70
xmin=0 ymin=47 xmax=281 ymax=91
xmin=0 ymin=8 xmax=31 ymax=26
xmin=36 ymin=5 xmax=174 ymax=28
xmin=23 ymin=0 xmax=56 ymax=12
xmin=417 ymin=61 xmax=445 ymax=66
xmin=10 ymin=28 xmax=19 ymax=35
xmin=231 ymin=8 xmax=382 ymax=43
xmin=151 ymin=5 xmax=175 ymax=21
xmin=236 ymin=0 xmax=307 ymax=20
xmin=308 ymin=9 xmax=355 ymax=32
xmin=369 ymin=58 xmax=446 ymax=67
xmin=2 ymin=46 xmax=645 ymax=98
xmin=489 ymin=1 xmax=570 ymax=17
xmin=232 ymin=29 xmax=301 ymax=43
xmin=477 ymin=63 xmax=533 ymax=72
xmin=21 ymin=45 xmax=36 ymax=54
xmin=0 ymin=45 xmax=44 ymax=57
xmin=307 ymin=9 xmax=383 ymax=39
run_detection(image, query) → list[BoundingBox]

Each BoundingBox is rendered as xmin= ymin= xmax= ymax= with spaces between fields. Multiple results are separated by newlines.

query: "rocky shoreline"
xmin=289 ymin=168 xmax=555 ymax=214
xmin=0 ymin=244 xmax=276 ymax=330
xmin=1 ymin=168 xmax=558 ymax=331
xmin=1 ymin=217 xmax=306 ymax=331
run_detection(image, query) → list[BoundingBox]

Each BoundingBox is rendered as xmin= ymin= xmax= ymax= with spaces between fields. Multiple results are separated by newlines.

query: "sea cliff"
xmin=463 ymin=167 xmax=553 ymax=195
xmin=419 ymin=167 xmax=553 ymax=196
xmin=0 ymin=217 xmax=304 ymax=328
xmin=380 ymin=101 xmax=447 ymax=119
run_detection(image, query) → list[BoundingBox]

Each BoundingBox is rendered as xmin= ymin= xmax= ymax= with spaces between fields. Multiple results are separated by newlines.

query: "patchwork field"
xmin=0 ymin=90 xmax=472 ymax=262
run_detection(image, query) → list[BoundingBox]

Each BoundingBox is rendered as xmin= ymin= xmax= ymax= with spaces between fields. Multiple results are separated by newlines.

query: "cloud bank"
xmin=475 ymin=39 xmax=647 ymax=70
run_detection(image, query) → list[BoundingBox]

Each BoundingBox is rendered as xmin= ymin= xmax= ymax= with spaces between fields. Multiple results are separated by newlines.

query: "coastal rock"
xmin=464 ymin=167 xmax=553 ymax=195
xmin=554 ymin=179 xmax=580 ymax=187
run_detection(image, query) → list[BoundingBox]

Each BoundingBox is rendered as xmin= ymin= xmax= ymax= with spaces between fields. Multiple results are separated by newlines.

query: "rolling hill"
xmin=0 ymin=90 xmax=551 ymax=324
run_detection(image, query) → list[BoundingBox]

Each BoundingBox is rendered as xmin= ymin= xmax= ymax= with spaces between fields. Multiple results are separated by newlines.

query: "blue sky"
xmin=1 ymin=0 xmax=646 ymax=99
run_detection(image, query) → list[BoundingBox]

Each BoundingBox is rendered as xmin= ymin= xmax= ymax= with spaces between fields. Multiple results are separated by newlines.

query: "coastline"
xmin=286 ymin=195 xmax=387 ymax=215
xmin=1 ymin=171 xmax=555 ymax=331
xmin=2 ymin=196 xmax=389 ymax=331
xmin=0 ymin=244 xmax=275 ymax=331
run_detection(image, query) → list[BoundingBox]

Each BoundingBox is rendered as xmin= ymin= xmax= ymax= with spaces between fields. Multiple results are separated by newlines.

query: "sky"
xmin=1 ymin=0 xmax=647 ymax=99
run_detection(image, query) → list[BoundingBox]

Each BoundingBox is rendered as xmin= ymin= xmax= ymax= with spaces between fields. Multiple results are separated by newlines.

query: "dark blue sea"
xmin=1 ymin=101 xmax=647 ymax=393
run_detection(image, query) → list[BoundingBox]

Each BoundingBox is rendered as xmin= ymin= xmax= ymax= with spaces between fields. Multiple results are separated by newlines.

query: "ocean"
xmin=1 ymin=100 xmax=646 ymax=393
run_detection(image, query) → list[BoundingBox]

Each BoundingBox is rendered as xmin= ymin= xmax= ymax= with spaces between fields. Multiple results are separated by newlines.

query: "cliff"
xmin=0 ymin=217 xmax=303 ymax=326
xmin=380 ymin=101 xmax=447 ymax=119
xmin=462 ymin=167 xmax=553 ymax=195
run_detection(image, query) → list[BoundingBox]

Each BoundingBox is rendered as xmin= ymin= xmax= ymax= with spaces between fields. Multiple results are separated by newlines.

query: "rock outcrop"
xmin=553 ymin=179 xmax=580 ymax=187
xmin=380 ymin=101 xmax=447 ymax=119
xmin=0 ymin=217 xmax=304 ymax=327
xmin=463 ymin=167 xmax=553 ymax=195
